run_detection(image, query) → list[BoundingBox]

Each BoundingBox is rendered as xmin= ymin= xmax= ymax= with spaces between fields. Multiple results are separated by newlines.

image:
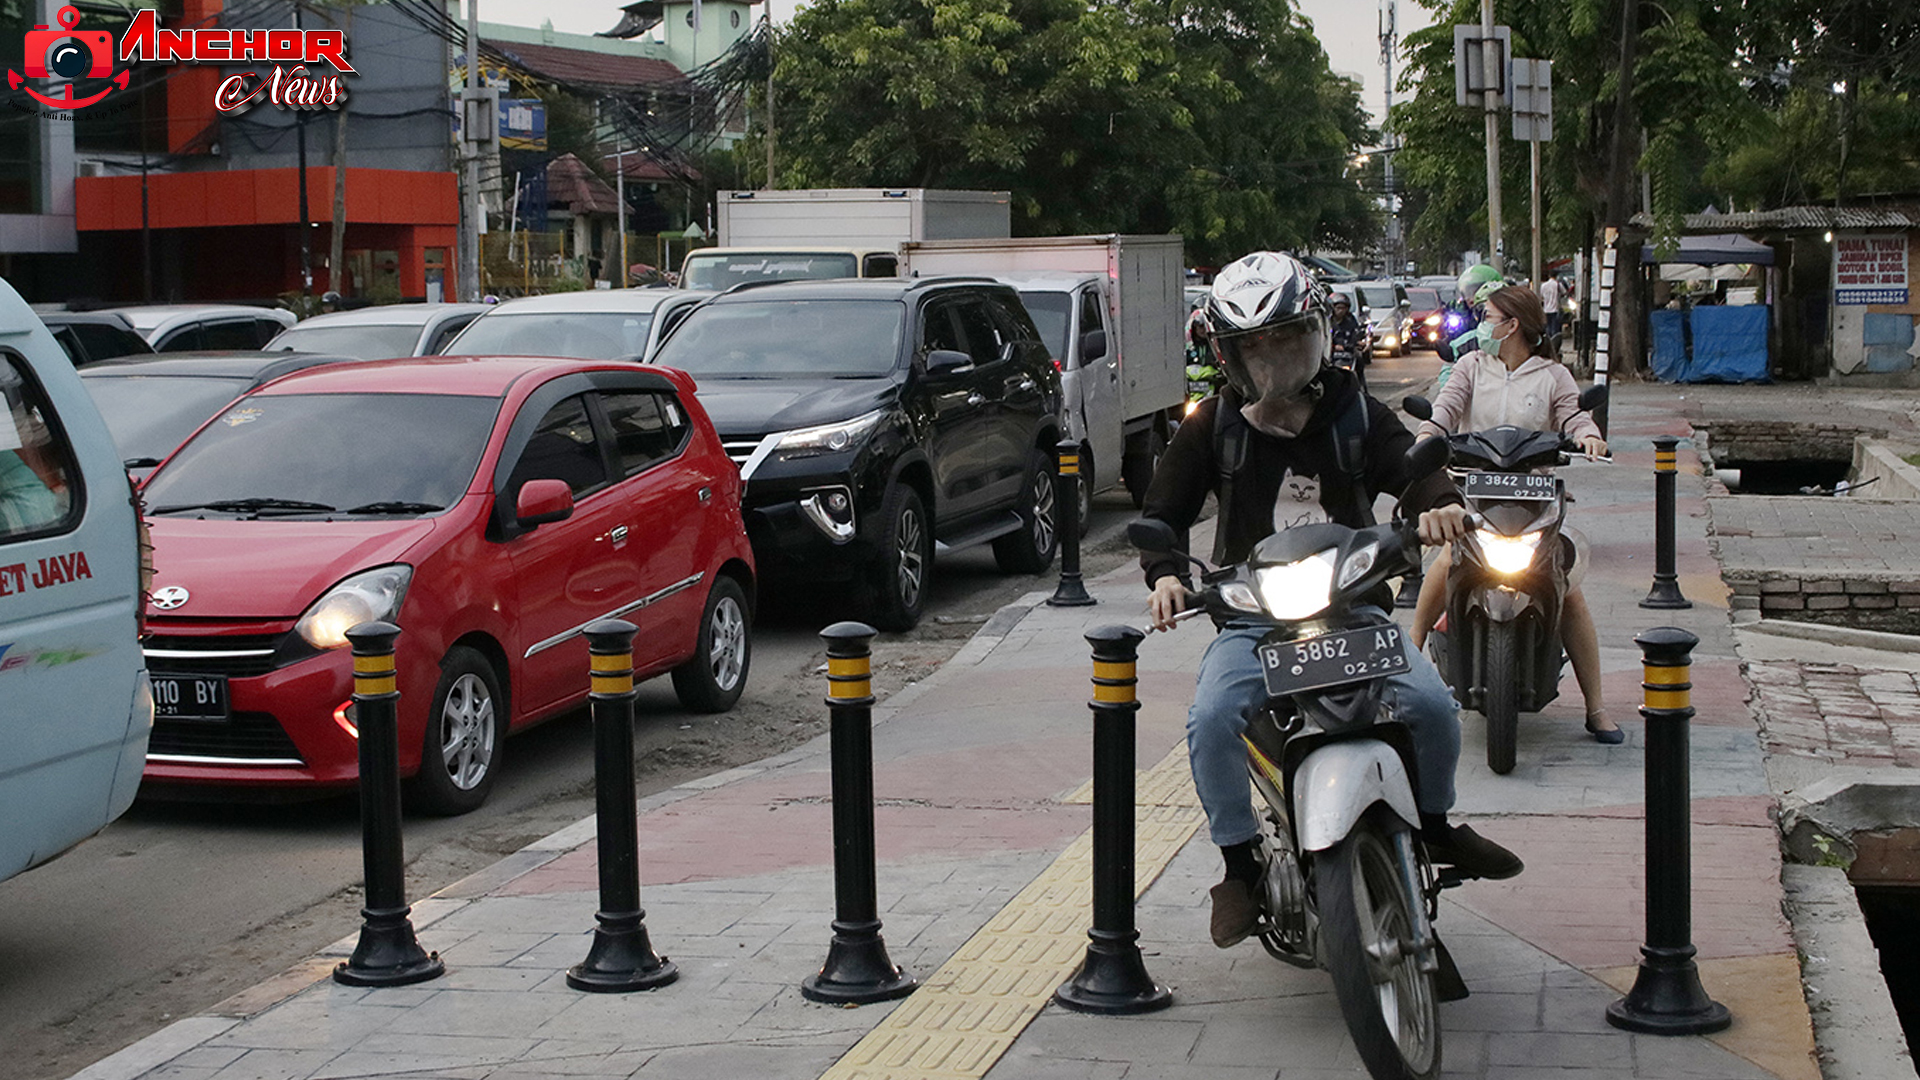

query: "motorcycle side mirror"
xmin=1128 ymin=518 xmax=1178 ymax=553
xmin=1405 ymin=432 xmax=1451 ymax=478
xmin=1578 ymin=384 xmax=1608 ymax=412
xmin=1402 ymin=395 xmax=1434 ymax=422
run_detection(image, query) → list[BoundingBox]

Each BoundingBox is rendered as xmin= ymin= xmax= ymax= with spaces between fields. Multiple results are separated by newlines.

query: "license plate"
xmin=152 ymin=673 xmax=229 ymax=721
xmin=1187 ymin=379 xmax=1212 ymax=397
xmin=1259 ymin=625 xmax=1410 ymax=697
xmin=1462 ymin=472 xmax=1557 ymax=501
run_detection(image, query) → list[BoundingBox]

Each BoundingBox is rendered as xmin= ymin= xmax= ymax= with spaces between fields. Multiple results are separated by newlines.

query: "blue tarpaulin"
xmin=1648 ymin=305 xmax=1771 ymax=382
xmin=1688 ymin=305 xmax=1770 ymax=382
xmin=1650 ymin=310 xmax=1689 ymax=381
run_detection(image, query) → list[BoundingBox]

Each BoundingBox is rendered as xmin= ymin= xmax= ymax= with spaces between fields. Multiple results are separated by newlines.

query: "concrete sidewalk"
xmin=75 ymin=388 xmax=1821 ymax=1080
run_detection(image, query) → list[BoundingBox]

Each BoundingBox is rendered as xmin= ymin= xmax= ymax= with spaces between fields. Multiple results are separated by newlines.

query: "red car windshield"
xmin=144 ymin=392 xmax=500 ymax=516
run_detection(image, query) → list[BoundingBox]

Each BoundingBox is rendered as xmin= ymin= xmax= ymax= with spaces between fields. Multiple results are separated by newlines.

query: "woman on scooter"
xmin=1407 ymin=285 xmax=1621 ymax=744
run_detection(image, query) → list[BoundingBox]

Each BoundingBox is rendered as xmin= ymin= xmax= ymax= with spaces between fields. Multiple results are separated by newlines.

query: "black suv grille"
xmin=145 ymin=634 xmax=287 ymax=678
xmin=148 ymin=712 xmax=304 ymax=763
xmin=721 ymin=437 xmax=764 ymax=469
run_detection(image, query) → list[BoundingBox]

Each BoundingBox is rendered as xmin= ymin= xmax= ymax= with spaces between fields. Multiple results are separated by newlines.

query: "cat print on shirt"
xmin=1273 ymin=468 xmax=1329 ymax=531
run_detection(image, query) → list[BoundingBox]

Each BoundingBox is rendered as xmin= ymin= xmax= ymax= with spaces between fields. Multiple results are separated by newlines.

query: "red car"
xmin=137 ymin=357 xmax=755 ymax=814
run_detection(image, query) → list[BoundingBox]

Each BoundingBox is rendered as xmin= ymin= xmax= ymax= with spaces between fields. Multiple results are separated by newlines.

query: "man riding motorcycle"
xmin=1141 ymin=251 xmax=1524 ymax=949
xmin=1327 ymin=294 xmax=1368 ymax=389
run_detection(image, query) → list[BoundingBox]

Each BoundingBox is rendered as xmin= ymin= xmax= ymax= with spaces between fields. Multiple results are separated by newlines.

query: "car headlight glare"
xmin=295 ymin=565 xmax=413 ymax=650
xmin=1254 ymin=550 xmax=1336 ymax=620
xmin=773 ymin=409 xmax=885 ymax=456
xmin=1480 ymin=532 xmax=1543 ymax=575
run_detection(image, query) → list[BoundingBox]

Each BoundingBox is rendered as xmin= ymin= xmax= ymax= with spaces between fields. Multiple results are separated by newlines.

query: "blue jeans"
xmin=1187 ymin=618 xmax=1460 ymax=847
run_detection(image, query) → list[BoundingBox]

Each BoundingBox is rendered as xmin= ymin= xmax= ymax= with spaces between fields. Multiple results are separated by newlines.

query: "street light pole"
xmin=1480 ymin=0 xmax=1504 ymax=273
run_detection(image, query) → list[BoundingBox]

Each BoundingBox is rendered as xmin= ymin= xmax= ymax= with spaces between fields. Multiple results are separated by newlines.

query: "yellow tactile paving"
xmin=819 ymin=744 xmax=1203 ymax=1080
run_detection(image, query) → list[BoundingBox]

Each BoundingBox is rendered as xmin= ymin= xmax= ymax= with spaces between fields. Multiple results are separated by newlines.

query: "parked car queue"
xmin=20 ymin=278 xmax=1071 ymax=815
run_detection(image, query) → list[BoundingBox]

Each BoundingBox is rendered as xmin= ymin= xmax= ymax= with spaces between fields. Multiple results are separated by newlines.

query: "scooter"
xmin=1401 ymin=389 xmax=1606 ymax=774
xmin=1130 ymin=436 xmax=1471 ymax=1080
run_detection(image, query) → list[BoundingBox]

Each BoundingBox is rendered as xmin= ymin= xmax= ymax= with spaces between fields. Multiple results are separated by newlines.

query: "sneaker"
xmin=1424 ymin=824 xmax=1524 ymax=880
xmin=1209 ymin=879 xmax=1259 ymax=948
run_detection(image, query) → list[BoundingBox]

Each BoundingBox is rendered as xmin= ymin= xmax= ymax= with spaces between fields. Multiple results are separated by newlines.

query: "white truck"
xmin=680 ymin=189 xmax=1011 ymax=289
xmin=902 ymin=234 xmax=1187 ymax=508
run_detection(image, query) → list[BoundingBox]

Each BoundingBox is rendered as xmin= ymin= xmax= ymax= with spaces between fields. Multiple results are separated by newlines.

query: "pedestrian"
xmin=1406 ymin=284 xmax=1620 ymax=743
xmin=1538 ymin=274 xmax=1566 ymax=350
xmin=1142 ymin=251 xmax=1525 ymax=950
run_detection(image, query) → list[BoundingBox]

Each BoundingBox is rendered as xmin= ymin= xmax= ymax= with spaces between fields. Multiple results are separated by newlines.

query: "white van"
xmin=0 ymin=279 xmax=152 ymax=882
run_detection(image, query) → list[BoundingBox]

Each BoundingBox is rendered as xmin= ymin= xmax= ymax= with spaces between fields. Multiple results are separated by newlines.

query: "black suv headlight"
xmin=772 ymin=409 xmax=885 ymax=459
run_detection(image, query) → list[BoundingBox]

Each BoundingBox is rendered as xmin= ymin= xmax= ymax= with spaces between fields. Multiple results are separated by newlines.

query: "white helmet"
xmin=1204 ymin=252 xmax=1331 ymax=401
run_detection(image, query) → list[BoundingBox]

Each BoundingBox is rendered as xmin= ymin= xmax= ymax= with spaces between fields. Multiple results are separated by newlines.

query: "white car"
xmin=264 ymin=303 xmax=490 ymax=359
xmin=443 ymin=289 xmax=716 ymax=361
xmin=92 ymin=304 xmax=297 ymax=352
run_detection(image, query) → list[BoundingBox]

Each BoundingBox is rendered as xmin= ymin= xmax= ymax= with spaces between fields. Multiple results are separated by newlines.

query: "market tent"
xmin=1640 ymin=233 xmax=1775 ymax=266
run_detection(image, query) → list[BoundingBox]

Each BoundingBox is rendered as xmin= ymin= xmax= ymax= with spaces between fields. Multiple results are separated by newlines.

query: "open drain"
xmin=1713 ymin=458 xmax=1853 ymax=495
xmin=1854 ymin=884 xmax=1920 ymax=1063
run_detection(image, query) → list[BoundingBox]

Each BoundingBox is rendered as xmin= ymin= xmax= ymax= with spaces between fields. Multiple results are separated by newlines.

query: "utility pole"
xmin=1480 ymin=0 xmax=1503 ymax=273
xmin=764 ymin=14 xmax=775 ymax=191
xmin=459 ymin=0 xmax=482 ymax=301
xmin=295 ymin=0 xmax=312 ymax=298
xmin=1380 ymin=0 xmax=1397 ymax=274
xmin=604 ymin=149 xmax=643 ymax=288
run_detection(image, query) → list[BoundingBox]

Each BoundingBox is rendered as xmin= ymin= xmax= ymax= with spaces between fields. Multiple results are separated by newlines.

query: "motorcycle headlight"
xmin=294 ymin=565 xmax=413 ymax=650
xmin=1479 ymin=532 xmax=1543 ymax=575
xmin=1254 ymin=550 xmax=1336 ymax=620
xmin=773 ymin=409 xmax=885 ymax=457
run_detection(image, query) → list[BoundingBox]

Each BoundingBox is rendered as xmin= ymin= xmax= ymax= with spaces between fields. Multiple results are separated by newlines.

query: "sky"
xmin=485 ymin=0 xmax=1435 ymax=129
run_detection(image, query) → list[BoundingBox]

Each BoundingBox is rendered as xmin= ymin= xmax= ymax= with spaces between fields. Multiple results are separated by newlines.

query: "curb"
xmin=1738 ymin=617 xmax=1920 ymax=655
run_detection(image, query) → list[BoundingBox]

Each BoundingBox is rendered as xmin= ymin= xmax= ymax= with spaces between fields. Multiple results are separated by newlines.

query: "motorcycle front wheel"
xmin=1320 ymin=823 xmax=1442 ymax=1080
xmin=1484 ymin=621 xmax=1520 ymax=774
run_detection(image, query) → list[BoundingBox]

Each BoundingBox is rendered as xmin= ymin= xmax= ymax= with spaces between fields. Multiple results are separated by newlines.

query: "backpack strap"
xmin=1330 ymin=384 xmax=1374 ymax=526
xmin=1212 ymin=388 xmax=1248 ymax=565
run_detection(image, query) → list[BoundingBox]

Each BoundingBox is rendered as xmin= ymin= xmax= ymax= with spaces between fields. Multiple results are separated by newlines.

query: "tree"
xmin=763 ymin=0 xmax=1377 ymax=257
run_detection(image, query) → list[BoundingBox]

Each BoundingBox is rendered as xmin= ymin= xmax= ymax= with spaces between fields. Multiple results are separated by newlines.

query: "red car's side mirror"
xmin=515 ymin=479 xmax=574 ymax=527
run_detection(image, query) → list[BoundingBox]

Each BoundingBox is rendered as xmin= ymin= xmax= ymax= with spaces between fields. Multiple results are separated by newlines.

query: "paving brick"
xmin=1806 ymin=594 xmax=1851 ymax=610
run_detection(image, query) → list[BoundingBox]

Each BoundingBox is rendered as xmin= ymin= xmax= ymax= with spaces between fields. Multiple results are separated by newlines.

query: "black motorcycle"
xmin=1403 ymin=389 xmax=1606 ymax=774
xmin=1133 ymin=437 xmax=1475 ymax=1080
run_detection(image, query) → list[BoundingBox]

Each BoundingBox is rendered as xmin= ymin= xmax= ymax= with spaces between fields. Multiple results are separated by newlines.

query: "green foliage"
xmin=766 ymin=0 xmax=1377 ymax=262
xmin=1394 ymin=0 xmax=1920 ymax=270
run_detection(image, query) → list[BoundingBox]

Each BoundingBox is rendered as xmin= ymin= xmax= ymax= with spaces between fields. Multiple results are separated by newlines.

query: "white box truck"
xmin=680 ymin=189 xmax=1011 ymax=289
xmin=902 ymin=234 xmax=1187 ymax=507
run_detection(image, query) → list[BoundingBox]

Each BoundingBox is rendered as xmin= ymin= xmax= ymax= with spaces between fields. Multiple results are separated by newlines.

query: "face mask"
xmin=1473 ymin=323 xmax=1495 ymax=352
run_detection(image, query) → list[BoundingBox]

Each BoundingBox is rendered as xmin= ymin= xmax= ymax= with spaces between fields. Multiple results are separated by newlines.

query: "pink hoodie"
xmin=1416 ymin=351 xmax=1602 ymax=444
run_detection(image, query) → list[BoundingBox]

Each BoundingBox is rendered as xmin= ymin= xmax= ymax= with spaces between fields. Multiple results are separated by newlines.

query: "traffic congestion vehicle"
xmin=37 ymin=311 xmax=153 ymax=367
xmin=264 ymin=303 xmax=489 ymax=359
xmin=443 ymin=289 xmax=714 ymax=362
xmin=136 ymin=356 xmax=754 ymax=814
xmin=648 ymin=277 xmax=1063 ymax=630
xmin=80 ymin=351 xmax=364 ymax=480
xmin=1406 ymin=287 xmax=1446 ymax=350
xmin=0 ymin=278 xmax=152 ymax=883
xmin=88 ymin=304 xmax=297 ymax=351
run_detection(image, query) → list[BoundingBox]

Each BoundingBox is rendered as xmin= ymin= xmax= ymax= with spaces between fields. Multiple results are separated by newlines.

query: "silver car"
xmin=265 ymin=303 xmax=490 ymax=358
xmin=443 ymin=289 xmax=717 ymax=361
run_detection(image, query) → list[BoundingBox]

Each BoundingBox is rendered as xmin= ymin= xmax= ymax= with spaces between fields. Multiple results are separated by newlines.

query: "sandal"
xmin=1585 ymin=710 xmax=1625 ymax=745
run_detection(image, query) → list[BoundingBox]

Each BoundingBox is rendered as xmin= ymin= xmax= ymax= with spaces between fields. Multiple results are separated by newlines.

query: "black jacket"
xmin=1140 ymin=368 xmax=1460 ymax=591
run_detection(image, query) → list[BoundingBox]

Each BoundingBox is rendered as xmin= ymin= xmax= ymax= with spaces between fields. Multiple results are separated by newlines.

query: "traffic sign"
xmin=1454 ymin=24 xmax=1511 ymax=107
xmin=1511 ymin=59 xmax=1553 ymax=141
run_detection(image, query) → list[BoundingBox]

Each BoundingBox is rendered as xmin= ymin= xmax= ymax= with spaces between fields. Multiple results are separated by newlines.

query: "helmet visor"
xmin=1214 ymin=316 xmax=1326 ymax=402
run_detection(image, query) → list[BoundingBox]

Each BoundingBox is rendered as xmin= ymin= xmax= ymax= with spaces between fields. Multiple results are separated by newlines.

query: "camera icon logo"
xmin=7 ymin=6 xmax=129 ymax=110
xmin=24 ymin=6 xmax=115 ymax=80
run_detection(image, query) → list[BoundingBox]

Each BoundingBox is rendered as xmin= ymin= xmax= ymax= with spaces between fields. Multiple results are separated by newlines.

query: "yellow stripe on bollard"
xmin=828 ymin=677 xmax=871 ymax=700
xmin=1092 ymin=658 xmax=1137 ymax=704
xmin=828 ymin=656 xmax=868 ymax=678
xmin=1655 ymin=454 xmax=1677 ymax=473
xmin=352 ymin=653 xmax=396 ymax=695
xmin=1092 ymin=661 xmax=1133 ymax=682
xmin=1643 ymin=663 xmax=1690 ymax=709
xmin=590 ymin=650 xmax=633 ymax=695
xmin=1059 ymin=454 xmax=1080 ymax=475
xmin=353 ymin=654 xmax=390 ymax=674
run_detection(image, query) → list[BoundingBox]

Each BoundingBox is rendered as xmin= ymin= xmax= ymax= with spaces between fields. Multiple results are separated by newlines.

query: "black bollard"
xmin=1055 ymin=625 xmax=1172 ymax=1015
xmin=1048 ymin=438 xmax=1095 ymax=607
xmin=568 ymin=619 xmax=678 ymax=992
xmin=1606 ymin=628 xmax=1730 ymax=1034
xmin=801 ymin=622 xmax=917 ymax=1004
xmin=334 ymin=622 xmax=445 ymax=987
xmin=1640 ymin=434 xmax=1692 ymax=609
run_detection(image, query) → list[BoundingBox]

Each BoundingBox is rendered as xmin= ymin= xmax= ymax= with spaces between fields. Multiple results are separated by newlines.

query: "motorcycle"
xmin=1401 ymin=388 xmax=1607 ymax=774
xmin=1130 ymin=436 xmax=1472 ymax=1080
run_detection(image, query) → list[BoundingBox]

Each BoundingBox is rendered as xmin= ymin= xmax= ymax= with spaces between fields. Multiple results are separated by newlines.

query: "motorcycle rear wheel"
xmin=1484 ymin=621 xmax=1520 ymax=775
xmin=1320 ymin=824 xmax=1442 ymax=1080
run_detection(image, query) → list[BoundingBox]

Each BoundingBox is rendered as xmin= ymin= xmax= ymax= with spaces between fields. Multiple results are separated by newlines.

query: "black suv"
xmin=649 ymin=277 xmax=1064 ymax=630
